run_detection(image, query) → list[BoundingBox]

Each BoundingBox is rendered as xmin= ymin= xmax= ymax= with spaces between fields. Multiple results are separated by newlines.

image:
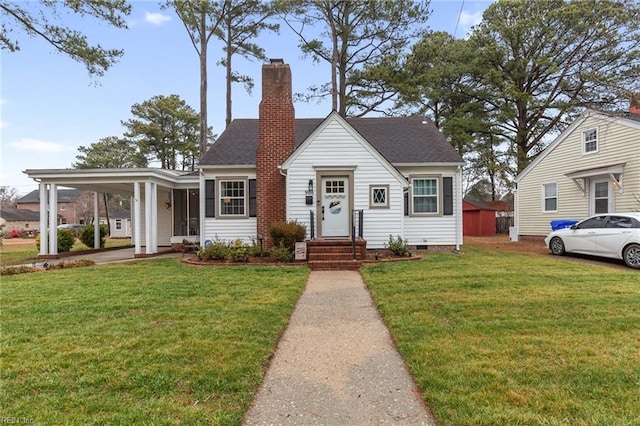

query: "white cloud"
xmin=459 ymin=10 xmax=483 ymax=27
xmin=8 ymin=138 xmax=76 ymax=153
xmin=145 ymin=12 xmax=171 ymax=26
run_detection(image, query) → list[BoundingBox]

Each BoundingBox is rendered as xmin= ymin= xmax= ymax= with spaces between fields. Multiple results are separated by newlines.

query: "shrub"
xmin=228 ymin=239 xmax=248 ymax=262
xmin=198 ymin=238 xmax=229 ymax=261
xmin=269 ymin=221 xmax=306 ymax=252
xmin=270 ymin=243 xmax=294 ymax=262
xmin=79 ymin=225 xmax=108 ymax=249
xmin=1 ymin=265 xmax=36 ymax=276
xmin=386 ymin=234 xmax=409 ymax=257
xmin=247 ymin=237 xmax=270 ymax=258
xmin=35 ymin=229 xmax=75 ymax=253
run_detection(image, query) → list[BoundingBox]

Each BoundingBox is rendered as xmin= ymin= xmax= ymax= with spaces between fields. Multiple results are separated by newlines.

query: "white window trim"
xmin=410 ymin=175 xmax=441 ymax=216
xmin=582 ymin=127 xmax=598 ymax=155
xmin=542 ymin=182 xmax=558 ymax=213
xmin=217 ymin=177 xmax=248 ymax=219
xmin=369 ymin=184 xmax=390 ymax=209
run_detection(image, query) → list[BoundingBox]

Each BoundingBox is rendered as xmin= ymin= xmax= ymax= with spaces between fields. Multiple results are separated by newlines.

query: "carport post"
xmin=39 ymin=183 xmax=48 ymax=256
xmin=48 ymin=183 xmax=57 ymax=255
xmin=134 ymin=182 xmax=142 ymax=255
xmin=94 ymin=192 xmax=100 ymax=249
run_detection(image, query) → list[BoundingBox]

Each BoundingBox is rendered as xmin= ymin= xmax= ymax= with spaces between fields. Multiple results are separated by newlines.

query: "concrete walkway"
xmin=244 ymin=270 xmax=435 ymax=425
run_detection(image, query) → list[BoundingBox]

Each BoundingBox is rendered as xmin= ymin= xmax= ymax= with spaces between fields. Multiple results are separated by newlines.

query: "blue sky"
xmin=1 ymin=1 xmax=492 ymax=196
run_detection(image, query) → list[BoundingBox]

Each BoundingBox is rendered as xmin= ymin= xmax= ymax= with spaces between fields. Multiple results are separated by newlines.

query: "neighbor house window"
xmin=412 ymin=177 xmax=439 ymax=215
xmin=583 ymin=128 xmax=598 ymax=153
xmin=543 ymin=183 xmax=557 ymax=212
xmin=369 ymin=185 xmax=389 ymax=209
xmin=115 ymin=219 xmax=122 ymax=230
xmin=218 ymin=178 xmax=247 ymax=217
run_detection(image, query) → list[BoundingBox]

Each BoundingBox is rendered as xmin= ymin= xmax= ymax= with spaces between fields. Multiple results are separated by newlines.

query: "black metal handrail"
xmin=351 ymin=209 xmax=363 ymax=259
xmin=309 ymin=210 xmax=315 ymax=240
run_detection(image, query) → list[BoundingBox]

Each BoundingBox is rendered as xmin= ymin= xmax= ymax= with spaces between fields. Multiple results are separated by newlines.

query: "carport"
xmin=23 ymin=168 xmax=200 ymax=258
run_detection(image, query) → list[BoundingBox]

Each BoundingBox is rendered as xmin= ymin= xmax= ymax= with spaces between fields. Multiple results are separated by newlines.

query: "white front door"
xmin=321 ymin=176 xmax=350 ymax=237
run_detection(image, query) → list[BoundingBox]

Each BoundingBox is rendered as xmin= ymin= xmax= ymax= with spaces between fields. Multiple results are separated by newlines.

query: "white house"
xmin=514 ymin=104 xmax=640 ymax=239
xmin=109 ymin=210 xmax=132 ymax=238
xmin=24 ymin=60 xmax=464 ymax=262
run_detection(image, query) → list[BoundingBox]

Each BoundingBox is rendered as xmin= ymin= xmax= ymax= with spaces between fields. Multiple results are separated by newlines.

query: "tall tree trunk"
xmin=199 ymin=9 xmax=208 ymax=159
xmin=103 ymin=193 xmax=111 ymax=236
xmin=225 ymin=24 xmax=233 ymax=128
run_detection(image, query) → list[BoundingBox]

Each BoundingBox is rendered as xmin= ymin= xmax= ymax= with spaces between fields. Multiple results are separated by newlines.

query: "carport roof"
xmin=22 ymin=168 xmax=199 ymax=195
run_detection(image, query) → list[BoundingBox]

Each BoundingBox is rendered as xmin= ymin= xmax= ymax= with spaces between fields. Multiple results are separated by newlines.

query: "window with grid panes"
xmin=583 ymin=128 xmax=598 ymax=153
xmin=412 ymin=178 xmax=438 ymax=214
xmin=370 ymin=185 xmax=389 ymax=208
xmin=220 ymin=180 xmax=246 ymax=216
xmin=325 ymin=180 xmax=345 ymax=194
xmin=543 ymin=183 xmax=557 ymax=212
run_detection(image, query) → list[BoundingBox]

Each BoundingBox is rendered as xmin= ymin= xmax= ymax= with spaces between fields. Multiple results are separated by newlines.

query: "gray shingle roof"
xmin=0 ymin=208 xmax=40 ymax=221
xmin=17 ymin=189 xmax=88 ymax=203
xmin=199 ymin=116 xmax=463 ymax=166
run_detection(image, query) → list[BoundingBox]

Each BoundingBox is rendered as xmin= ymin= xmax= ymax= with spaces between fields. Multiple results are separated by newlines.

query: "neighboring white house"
xmin=23 ymin=60 xmax=464 ymax=258
xmin=109 ymin=210 xmax=132 ymax=238
xmin=514 ymin=106 xmax=640 ymax=239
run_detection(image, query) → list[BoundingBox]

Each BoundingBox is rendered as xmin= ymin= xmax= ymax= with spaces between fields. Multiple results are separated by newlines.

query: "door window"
xmin=593 ymin=181 xmax=609 ymax=214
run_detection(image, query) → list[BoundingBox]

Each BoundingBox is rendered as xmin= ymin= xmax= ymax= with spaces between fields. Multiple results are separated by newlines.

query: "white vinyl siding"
xmin=284 ymin=118 xmax=405 ymax=248
xmin=400 ymin=166 xmax=461 ymax=247
xmin=200 ymin=169 xmax=257 ymax=244
xmin=516 ymin=113 xmax=640 ymax=236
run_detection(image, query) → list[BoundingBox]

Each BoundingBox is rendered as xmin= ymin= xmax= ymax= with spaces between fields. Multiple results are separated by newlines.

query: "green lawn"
xmin=0 ymin=238 xmax=131 ymax=267
xmin=3 ymin=244 xmax=639 ymax=425
xmin=362 ymin=246 xmax=640 ymax=425
xmin=1 ymin=260 xmax=308 ymax=425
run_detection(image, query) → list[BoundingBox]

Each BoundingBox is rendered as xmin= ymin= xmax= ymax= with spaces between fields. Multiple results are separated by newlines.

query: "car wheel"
xmin=549 ymin=237 xmax=565 ymax=256
xmin=622 ymin=243 xmax=640 ymax=269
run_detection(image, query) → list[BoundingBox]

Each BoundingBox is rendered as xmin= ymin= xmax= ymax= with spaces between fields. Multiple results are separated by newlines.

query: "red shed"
xmin=463 ymin=198 xmax=497 ymax=236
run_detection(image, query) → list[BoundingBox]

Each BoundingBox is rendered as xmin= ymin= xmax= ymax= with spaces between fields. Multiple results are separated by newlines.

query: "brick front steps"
xmin=306 ymin=239 xmax=367 ymax=270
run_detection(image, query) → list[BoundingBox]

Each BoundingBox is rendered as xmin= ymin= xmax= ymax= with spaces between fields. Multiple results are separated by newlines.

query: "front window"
xmin=412 ymin=177 xmax=439 ymax=214
xmin=370 ymin=185 xmax=389 ymax=209
xmin=219 ymin=179 xmax=246 ymax=217
xmin=115 ymin=219 xmax=122 ymax=230
xmin=543 ymin=183 xmax=557 ymax=212
xmin=583 ymin=128 xmax=598 ymax=154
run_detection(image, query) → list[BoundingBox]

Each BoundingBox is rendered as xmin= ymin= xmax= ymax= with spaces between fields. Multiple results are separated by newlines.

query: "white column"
xmin=39 ymin=183 xmax=48 ymax=256
xmin=145 ymin=181 xmax=153 ymax=254
xmin=133 ymin=183 xmax=142 ymax=255
xmin=48 ymin=184 xmax=58 ymax=255
xmin=151 ymin=183 xmax=158 ymax=252
xmin=94 ymin=192 xmax=100 ymax=249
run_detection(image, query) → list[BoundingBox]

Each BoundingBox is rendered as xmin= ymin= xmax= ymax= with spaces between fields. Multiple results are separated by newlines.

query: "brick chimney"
xmin=256 ymin=59 xmax=295 ymax=246
xmin=630 ymin=94 xmax=640 ymax=115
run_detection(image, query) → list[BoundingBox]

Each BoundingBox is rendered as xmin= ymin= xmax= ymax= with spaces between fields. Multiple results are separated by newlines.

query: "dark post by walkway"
xmin=243 ymin=271 xmax=435 ymax=425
